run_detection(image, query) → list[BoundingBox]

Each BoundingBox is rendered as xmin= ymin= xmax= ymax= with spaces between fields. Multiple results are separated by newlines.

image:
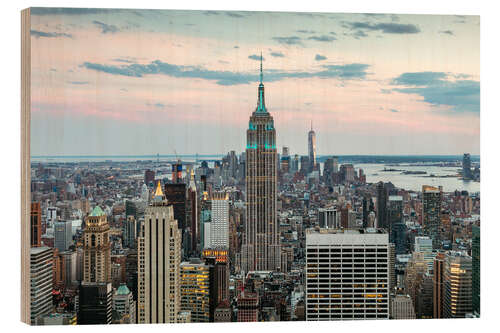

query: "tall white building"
xmin=414 ymin=236 xmax=435 ymax=273
xmin=210 ymin=192 xmax=229 ymax=248
xmin=138 ymin=181 xmax=181 ymax=323
xmin=305 ymin=228 xmax=390 ymax=321
xmin=30 ymin=247 xmax=53 ymax=324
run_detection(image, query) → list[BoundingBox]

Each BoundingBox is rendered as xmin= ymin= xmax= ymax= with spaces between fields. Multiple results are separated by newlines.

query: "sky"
xmin=30 ymin=8 xmax=480 ymax=156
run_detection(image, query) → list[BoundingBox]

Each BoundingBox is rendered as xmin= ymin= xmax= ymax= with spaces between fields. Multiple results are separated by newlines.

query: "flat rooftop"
xmin=306 ymin=228 xmax=387 ymax=235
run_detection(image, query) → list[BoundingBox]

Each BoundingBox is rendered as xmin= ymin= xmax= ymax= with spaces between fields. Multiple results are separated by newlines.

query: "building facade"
xmin=30 ymin=247 xmax=53 ymax=324
xmin=210 ymin=192 xmax=229 ymax=249
xmin=31 ymin=202 xmax=42 ymax=247
xmin=180 ymin=259 xmax=211 ymax=322
xmin=138 ymin=181 xmax=181 ymax=323
xmin=422 ymin=185 xmax=442 ymax=248
xmin=83 ymin=206 xmax=111 ymax=283
xmin=443 ymin=251 xmax=472 ymax=318
xmin=305 ymin=228 xmax=390 ymax=321
xmin=54 ymin=220 xmax=73 ymax=253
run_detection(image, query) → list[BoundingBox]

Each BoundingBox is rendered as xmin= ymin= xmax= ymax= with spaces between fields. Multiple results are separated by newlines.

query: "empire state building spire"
xmin=256 ymin=52 xmax=266 ymax=113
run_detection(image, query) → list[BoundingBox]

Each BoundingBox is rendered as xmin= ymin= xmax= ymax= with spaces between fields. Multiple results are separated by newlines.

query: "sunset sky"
xmin=30 ymin=8 xmax=480 ymax=156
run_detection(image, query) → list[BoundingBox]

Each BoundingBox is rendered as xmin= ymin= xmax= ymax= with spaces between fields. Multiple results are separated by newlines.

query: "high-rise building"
xmin=54 ymin=220 xmax=73 ymax=252
xmin=472 ymin=225 xmax=480 ymax=315
xmin=144 ymin=169 xmax=155 ymax=186
xmin=237 ymin=291 xmax=259 ymax=322
xmin=138 ymin=181 xmax=181 ymax=323
xmin=391 ymin=294 xmax=416 ymax=319
xmin=318 ymin=207 xmax=339 ymax=229
xmin=291 ymin=154 xmax=299 ymax=174
xmin=433 ymin=251 xmax=445 ymax=318
xmin=422 ymin=185 xmax=442 ymax=248
xmin=30 ymin=247 xmax=53 ymax=325
xmin=200 ymin=192 xmax=211 ymax=251
xmin=202 ymin=249 xmax=230 ymax=306
xmin=83 ymin=206 xmax=111 ymax=283
xmin=308 ymin=121 xmax=316 ymax=173
xmin=377 ymin=182 xmax=388 ymax=229
xmin=305 ymin=228 xmax=390 ymax=321
xmin=463 ymin=153 xmax=472 ymax=180
xmin=340 ymin=164 xmax=355 ymax=183
xmin=78 ymin=282 xmax=113 ymax=325
xmin=443 ymin=251 xmax=472 ymax=318
xmin=187 ymin=170 xmax=198 ymax=254
xmin=210 ymin=192 xmax=229 ymax=249
xmin=122 ymin=216 xmax=137 ymax=249
xmin=332 ymin=156 xmax=339 ymax=173
xmin=389 ymin=243 xmax=396 ymax=292
xmin=414 ymin=236 xmax=435 ymax=273
xmin=113 ymin=283 xmax=136 ymax=324
xmin=31 ymin=202 xmax=41 ymax=247
xmin=164 ymin=183 xmax=187 ymax=232
xmin=404 ymin=251 xmax=428 ymax=316
xmin=388 ymin=196 xmax=406 ymax=255
xmin=323 ymin=157 xmax=334 ymax=184
xmin=241 ymin=56 xmax=281 ymax=273
xmin=414 ymin=273 xmax=433 ymax=319
xmin=180 ymin=259 xmax=212 ymax=322
xmin=171 ymin=162 xmax=183 ymax=184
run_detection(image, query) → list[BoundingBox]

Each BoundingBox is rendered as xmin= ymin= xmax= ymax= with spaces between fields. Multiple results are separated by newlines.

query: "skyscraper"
xmin=472 ymin=225 xmax=480 ymax=315
xmin=443 ymin=251 xmax=472 ymax=318
xmin=308 ymin=121 xmax=317 ymax=173
xmin=180 ymin=259 xmax=212 ymax=322
xmin=80 ymin=206 xmax=113 ymax=325
xmin=122 ymin=215 xmax=137 ymax=249
xmin=54 ymin=220 xmax=73 ymax=252
xmin=187 ymin=170 xmax=198 ymax=254
xmin=138 ymin=181 xmax=181 ymax=323
xmin=164 ymin=183 xmax=187 ymax=232
xmin=422 ymin=185 xmax=442 ymax=248
xmin=433 ymin=251 xmax=445 ymax=318
xmin=241 ymin=55 xmax=281 ymax=272
xmin=30 ymin=247 xmax=53 ymax=324
xmin=388 ymin=195 xmax=406 ymax=255
xmin=83 ymin=206 xmax=111 ymax=283
xmin=30 ymin=202 xmax=41 ymax=247
xmin=377 ymin=182 xmax=388 ymax=229
xmin=305 ymin=228 xmax=390 ymax=321
xmin=463 ymin=153 xmax=472 ymax=180
xmin=210 ymin=192 xmax=229 ymax=249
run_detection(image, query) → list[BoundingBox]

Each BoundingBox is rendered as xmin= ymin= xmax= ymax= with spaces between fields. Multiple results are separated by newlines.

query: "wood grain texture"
xmin=21 ymin=7 xmax=31 ymax=325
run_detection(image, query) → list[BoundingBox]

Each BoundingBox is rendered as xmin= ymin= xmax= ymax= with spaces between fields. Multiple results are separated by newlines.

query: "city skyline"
xmin=30 ymin=9 xmax=479 ymax=156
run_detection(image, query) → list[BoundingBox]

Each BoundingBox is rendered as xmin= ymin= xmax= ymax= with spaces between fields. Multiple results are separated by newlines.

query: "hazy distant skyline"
xmin=30 ymin=8 xmax=480 ymax=156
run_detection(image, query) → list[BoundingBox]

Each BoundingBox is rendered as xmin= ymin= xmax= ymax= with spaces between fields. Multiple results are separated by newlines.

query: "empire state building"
xmin=241 ymin=55 xmax=281 ymax=272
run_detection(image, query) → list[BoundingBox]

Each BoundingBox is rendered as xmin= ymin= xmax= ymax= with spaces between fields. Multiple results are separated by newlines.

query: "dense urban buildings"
xmin=27 ymin=60 xmax=480 ymax=325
